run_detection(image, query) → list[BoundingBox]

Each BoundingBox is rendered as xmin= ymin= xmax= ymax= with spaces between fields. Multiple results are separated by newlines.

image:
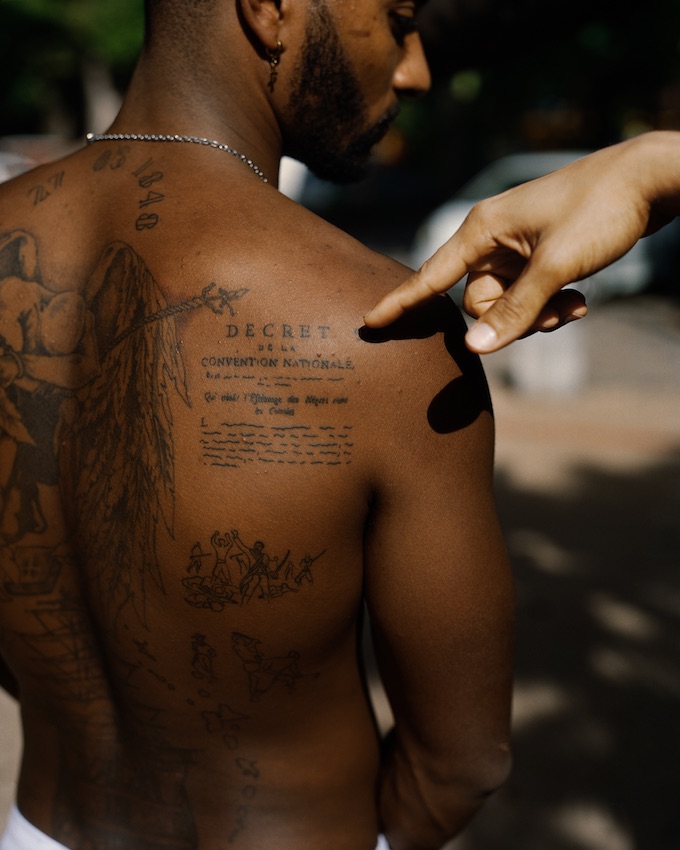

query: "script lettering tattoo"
xmin=200 ymin=320 xmax=355 ymax=468
xmin=92 ymin=146 xmax=130 ymax=172
xmin=200 ymin=421 xmax=354 ymax=468
xmin=132 ymin=157 xmax=166 ymax=230
xmin=183 ymin=529 xmax=323 ymax=610
xmin=0 ymin=229 xmax=247 ymax=625
xmin=231 ymin=631 xmax=318 ymax=702
xmin=91 ymin=152 xmax=168 ymax=229
xmin=27 ymin=171 xmax=65 ymax=206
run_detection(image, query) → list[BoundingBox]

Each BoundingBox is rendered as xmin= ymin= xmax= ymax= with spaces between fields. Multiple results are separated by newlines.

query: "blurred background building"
xmin=1 ymin=1 xmax=680 ymax=848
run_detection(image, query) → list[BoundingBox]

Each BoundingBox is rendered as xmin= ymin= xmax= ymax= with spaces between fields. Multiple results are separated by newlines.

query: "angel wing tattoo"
xmin=0 ymin=229 xmax=247 ymax=624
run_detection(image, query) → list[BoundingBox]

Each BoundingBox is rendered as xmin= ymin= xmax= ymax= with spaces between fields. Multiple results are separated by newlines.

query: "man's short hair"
xmin=144 ymin=0 xmax=218 ymax=46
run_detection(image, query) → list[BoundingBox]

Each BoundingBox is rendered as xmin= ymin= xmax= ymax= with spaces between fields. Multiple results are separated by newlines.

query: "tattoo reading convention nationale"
xmin=200 ymin=321 xmax=354 ymax=468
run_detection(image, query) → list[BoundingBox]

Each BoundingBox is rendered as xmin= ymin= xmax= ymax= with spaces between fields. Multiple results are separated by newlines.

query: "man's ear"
xmin=236 ymin=0 xmax=284 ymax=50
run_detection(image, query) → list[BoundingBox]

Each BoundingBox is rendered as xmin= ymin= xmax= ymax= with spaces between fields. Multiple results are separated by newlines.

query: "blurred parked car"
xmin=410 ymin=150 xmax=680 ymax=304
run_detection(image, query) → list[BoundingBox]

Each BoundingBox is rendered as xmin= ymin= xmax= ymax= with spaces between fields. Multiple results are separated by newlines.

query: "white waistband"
xmin=1 ymin=804 xmax=389 ymax=850
xmin=0 ymin=807 xmax=70 ymax=850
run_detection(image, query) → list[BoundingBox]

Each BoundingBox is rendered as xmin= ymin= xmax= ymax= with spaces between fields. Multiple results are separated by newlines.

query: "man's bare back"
xmin=0 ymin=3 xmax=513 ymax=849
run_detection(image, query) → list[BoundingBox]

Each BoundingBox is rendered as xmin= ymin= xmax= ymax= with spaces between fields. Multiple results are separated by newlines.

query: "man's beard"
xmin=282 ymin=2 xmax=399 ymax=184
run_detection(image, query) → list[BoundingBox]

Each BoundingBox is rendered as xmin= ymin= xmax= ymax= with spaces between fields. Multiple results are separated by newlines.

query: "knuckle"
xmin=492 ymin=289 xmax=533 ymax=327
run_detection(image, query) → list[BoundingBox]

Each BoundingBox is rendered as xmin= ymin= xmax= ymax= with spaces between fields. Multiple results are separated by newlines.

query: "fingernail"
xmin=466 ymin=322 xmax=498 ymax=352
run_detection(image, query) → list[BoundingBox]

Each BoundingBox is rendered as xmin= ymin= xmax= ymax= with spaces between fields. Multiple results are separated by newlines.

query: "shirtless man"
xmin=0 ymin=2 xmax=513 ymax=849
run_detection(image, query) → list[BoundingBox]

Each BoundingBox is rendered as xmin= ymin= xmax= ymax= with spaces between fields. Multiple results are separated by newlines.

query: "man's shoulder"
xmin=231 ymin=188 xmax=414 ymax=310
xmin=211 ymin=188 xmax=478 ymax=381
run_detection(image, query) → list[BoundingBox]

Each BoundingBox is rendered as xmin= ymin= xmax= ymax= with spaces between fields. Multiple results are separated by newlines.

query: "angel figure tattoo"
xmin=0 ymin=229 xmax=247 ymax=622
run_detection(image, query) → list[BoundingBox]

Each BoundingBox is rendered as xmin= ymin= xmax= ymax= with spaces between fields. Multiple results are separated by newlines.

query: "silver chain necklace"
xmin=86 ymin=132 xmax=269 ymax=183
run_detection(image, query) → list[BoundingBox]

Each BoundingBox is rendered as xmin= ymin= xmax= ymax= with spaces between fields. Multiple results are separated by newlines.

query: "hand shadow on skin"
xmin=358 ymin=295 xmax=492 ymax=434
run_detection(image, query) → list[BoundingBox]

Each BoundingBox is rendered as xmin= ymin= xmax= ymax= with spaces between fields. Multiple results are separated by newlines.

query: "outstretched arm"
xmin=364 ymin=132 xmax=680 ymax=353
xmin=362 ymin=299 xmax=513 ymax=849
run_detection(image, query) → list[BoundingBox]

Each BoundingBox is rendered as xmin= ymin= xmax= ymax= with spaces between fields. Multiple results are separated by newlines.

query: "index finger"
xmin=363 ymin=236 xmax=470 ymax=327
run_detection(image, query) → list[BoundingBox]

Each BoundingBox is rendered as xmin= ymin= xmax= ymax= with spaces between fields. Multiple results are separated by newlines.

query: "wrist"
xmin=628 ymin=130 xmax=680 ymax=219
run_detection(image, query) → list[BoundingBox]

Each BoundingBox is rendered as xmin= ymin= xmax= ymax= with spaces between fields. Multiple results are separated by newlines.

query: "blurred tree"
xmin=0 ymin=0 xmax=143 ymax=138
xmin=411 ymin=0 xmax=680 ymax=195
xmin=2 ymin=0 xmax=679 ymax=201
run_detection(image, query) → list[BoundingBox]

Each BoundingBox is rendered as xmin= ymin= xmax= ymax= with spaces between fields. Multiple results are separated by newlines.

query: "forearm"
xmin=365 ymin=130 xmax=680 ymax=347
xmin=378 ymin=727 xmax=510 ymax=850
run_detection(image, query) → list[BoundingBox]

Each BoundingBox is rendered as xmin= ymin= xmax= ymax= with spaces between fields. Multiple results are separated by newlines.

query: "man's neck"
xmin=107 ymin=51 xmax=284 ymax=187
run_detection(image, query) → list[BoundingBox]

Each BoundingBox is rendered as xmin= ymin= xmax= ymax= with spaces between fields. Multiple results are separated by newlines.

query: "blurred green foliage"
xmin=1 ymin=0 xmax=679 ymax=204
xmin=0 ymin=0 xmax=143 ymax=135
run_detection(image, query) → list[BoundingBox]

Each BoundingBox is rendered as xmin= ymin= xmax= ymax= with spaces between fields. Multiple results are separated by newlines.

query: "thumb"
xmin=464 ymin=267 xmax=561 ymax=353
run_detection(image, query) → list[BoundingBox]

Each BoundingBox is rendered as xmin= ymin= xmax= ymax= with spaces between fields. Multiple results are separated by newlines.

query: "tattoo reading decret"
xmin=183 ymin=529 xmax=323 ymax=610
xmin=199 ymin=321 xmax=354 ymax=468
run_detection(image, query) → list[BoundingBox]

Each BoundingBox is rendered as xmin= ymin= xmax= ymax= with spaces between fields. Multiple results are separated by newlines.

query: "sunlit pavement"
xmin=1 ymin=294 xmax=679 ymax=847
xmin=450 ymin=294 xmax=680 ymax=850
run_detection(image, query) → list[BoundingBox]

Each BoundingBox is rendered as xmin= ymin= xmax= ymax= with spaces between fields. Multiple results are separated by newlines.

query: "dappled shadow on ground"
xmin=450 ymin=446 xmax=680 ymax=850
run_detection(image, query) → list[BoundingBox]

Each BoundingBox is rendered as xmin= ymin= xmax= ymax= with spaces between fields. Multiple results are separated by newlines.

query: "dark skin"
xmin=0 ymin=2 xmax=513 ymax=848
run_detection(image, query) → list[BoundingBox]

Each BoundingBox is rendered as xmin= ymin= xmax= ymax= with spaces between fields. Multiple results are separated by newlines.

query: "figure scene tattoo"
xmin=191 ymin=632 xmax=217 ymax=683
xmin=183 ymin=529 xmax=324 ymax=610
xmin=202 ymin=701 xmax=248 ymax=750
xmin=232 ymin=631 xmax=318 ymax=702
xmin=0 ymin=229 xmax=246 ymax=624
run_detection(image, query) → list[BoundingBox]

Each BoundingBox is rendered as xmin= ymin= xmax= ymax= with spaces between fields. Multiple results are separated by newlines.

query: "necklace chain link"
xmin=86 ymin=132 xmax=269 ymax=183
